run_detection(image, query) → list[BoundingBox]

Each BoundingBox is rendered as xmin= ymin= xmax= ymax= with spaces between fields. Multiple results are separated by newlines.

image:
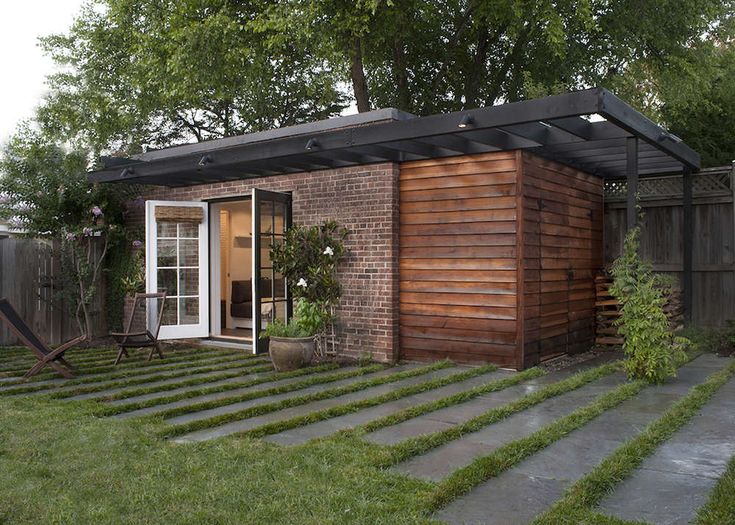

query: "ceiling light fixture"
xmin=305 ymin=138 xmax=318 ymax=151
xmin=458 ymin=114 xmax=473 ymax=128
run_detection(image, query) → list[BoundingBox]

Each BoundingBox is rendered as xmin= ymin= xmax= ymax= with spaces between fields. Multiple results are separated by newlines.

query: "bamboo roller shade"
xmin=155 ymin=206 xmax=204 ymax=224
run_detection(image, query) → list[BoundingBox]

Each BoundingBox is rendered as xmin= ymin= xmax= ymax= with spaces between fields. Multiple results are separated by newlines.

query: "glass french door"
xmin=252 ymin=189 xmax=292 ymax=354
xmin=145 ymin=201 xmax=209 ymax=339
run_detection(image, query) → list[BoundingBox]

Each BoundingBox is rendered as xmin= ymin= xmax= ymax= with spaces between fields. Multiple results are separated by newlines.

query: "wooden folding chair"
xmin=110 ymin=292 xmax=167 ymax=365
xmin=0 ymin=298 xmax=86 ymax=380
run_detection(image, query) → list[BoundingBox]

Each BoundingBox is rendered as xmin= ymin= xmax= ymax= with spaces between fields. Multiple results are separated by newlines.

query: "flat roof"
xmin=90 ymin=88 xmax=700 ymax=187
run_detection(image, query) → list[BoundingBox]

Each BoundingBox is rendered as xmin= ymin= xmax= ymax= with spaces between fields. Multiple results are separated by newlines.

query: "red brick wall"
xmin=128 ymin=163 xmax=400 ymax=362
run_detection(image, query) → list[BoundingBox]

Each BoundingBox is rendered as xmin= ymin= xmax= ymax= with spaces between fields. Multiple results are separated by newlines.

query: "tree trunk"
xmin=464 ymin=28 xmax=490 ymax=108
xmin=350 ymin=37 xmax=371 ymax=112
xmin=392 ymin=36 xmax=410 ymax=111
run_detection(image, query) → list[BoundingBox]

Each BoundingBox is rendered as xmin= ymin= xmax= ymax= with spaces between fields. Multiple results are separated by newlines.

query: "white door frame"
xmin=145 ymin=200 xmax=210 ymax=339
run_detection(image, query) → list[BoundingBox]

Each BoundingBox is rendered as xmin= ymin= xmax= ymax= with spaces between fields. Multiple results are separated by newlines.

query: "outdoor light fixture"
xmin=658 ymin=131 xmax=683 ymax=144
xmin=458 ymin=114 xmax=473 ymax=128
xmin=198 ymin=154 xmax=213 ymax=166
xmin=305 ymin=138 xmax=318 ymax=151
xmin=120 ymin=167 xmax=135 ymax=178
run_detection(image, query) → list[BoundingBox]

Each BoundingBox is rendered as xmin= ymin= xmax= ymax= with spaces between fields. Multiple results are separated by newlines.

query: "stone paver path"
xmin=434 ymin=354 xmax=730 ymax=525
xmin=171 ymin=366 xmax=463 ymax=443
xmin=598 ymin=358 xmax=735 ymax=525
xmin=393 ymin=371 xmax=626 ymax=481
xmin=365 ymin=355 xmax=615 ymax=446
xmin=264 ymin=369 xmax=513 ymax=445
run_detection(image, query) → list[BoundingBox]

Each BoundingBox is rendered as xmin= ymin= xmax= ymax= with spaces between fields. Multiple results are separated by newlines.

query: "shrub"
xmin=610 ymin=226 xmax=686 ymax=383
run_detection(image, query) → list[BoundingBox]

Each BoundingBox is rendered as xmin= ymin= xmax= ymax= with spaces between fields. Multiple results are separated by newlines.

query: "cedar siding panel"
xmin=521 ymin=152 xmax=603 ymax=367
xmin=399 ymin=152 xmax=521 ymax=365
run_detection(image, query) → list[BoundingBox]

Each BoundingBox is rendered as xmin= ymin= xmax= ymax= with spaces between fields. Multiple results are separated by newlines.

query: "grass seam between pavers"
xmin=95 ymin=363 xmax=364 ymax=415
xmin=427 ymin=374 xmax=643 ymax=511
xmin=224 ymin=364 xmax=500 ymax=441
xmin=0 ymin=346 xmax=235 ymax=372
xmin=373 ymin=360 xmax=622 ymax=469
xmin=351 ymin=367 xmax=545 ymax=437
xmin=3 ymin=359 xmax=270 ymax=397
xmin=530 ymin=357 xmax=735 ymax=525
xmin=0 ymin=348 xmax=250 ymax=380
xmin=159 ymin=361 xmax=456 ymax=439
xmin=696 ymin=448 xmax=735 ymax=524
xmin=47 ymin=364 xmax=274 ymax=399
xmin=0 ymin=353 xmax=259 ymax=392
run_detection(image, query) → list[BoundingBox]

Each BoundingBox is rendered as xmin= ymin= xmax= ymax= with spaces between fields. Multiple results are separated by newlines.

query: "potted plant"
xmin=261 ymin=300 xmax=329 ymax=371
xmin=270 ymin=220 xmax=348 ymax=360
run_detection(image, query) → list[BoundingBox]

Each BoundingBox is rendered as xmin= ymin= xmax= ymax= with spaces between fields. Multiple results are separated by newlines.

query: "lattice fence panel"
xmin=604 ymin=168 xmax=733 ymax=201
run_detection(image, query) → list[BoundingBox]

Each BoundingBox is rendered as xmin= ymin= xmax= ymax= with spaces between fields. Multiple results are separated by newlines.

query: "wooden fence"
xmin=0 ymin=237 xmax=100 ymax=345
xmin=604 ymin=165 xmax=735 ymax=327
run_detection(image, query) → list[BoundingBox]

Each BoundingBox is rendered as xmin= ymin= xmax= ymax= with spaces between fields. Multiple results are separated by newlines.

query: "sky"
xmin=0 ymin=0 xmax=86 ymax=144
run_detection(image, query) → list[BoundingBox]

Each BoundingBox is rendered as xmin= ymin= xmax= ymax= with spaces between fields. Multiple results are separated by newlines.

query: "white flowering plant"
xmin=270 ymin=220 xmax=348 ymax=334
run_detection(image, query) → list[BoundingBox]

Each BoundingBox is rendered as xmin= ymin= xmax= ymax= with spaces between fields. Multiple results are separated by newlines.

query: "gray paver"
xmin=113 ymin=366 xmax=362 ymax=419
xmin=365 ymin=353 xmax=618 ymax=446
xmin=393 ymin=372 xmax=626 ymax=481
xmin=171 ymin=365 xmax=463 ymax=443
xmin=264 ymin=369 xmax=513 ymax=445
xmin=435 ymin=353 xmax=730 ymax=525
xmin=599 ymin=360 xmax=735 ymax=525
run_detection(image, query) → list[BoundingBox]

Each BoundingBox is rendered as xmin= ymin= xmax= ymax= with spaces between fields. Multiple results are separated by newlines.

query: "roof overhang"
xmin=89 ymin=88 xmax=700 ymax=187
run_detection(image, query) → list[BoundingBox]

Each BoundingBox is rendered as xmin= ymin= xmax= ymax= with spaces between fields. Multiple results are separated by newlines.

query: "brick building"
xmin=91 ymin=89 xmax=700 ymax=368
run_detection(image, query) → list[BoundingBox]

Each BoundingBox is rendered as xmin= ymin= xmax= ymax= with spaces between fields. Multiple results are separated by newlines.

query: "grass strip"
xmin=0 ymin=349 xmax=250 ymax=384
xmin=354 ymin=367 xmax=544 ymax=436
xmin=375 ymin=361 xmax=621 ymax=468
xmin=696 ymin=454 xmax=735 ymax=525
xmin=228 ymin=364 xmax=500 ymax=441
xmin=159 ymin=361 xmax=455 ymax=439
xmin=0 ymin=347 xmax=224 ymax=376
xmin=95 ymin=363 xmax=344 ymax=416
xmin=532 ymin=358 xmax=735 ymax=525
xmin=428 ymin=375 xmax=641 ymax=511
xmin=47 ymin=364 xmax=275 ymax=399
xmin=2 ymin=359 xmax=270 ymax=396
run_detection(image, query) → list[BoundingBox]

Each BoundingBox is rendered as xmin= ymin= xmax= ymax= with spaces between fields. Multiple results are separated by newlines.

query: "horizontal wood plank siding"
xmin=399 ymin=152 xmax=520 ymax=366
xmin=521 ymin=152 xmax=603 ymax=367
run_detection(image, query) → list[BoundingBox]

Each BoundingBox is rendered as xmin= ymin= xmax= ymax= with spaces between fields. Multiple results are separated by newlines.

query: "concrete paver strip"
xmin=434 ymin=354 xmax=730 ymax=525
xmin=264 ymin=369 xmax=513 ymax=445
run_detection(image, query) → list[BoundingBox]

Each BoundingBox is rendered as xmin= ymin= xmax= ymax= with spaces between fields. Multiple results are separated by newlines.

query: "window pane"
xmin=161 ymin=298 xmax=178 ymax=326
xmin=157 ymin=269 xmax=177 ymax=296
xmin=179 ymin=239 xmax=199 ymax=266
xmin=157 ymin=222 xmax=177 ymax=238
xmin=179 ymin=269 xmax=199 ymax=296
xmin=157 ymin=240 xmax=177 ymax=267
xmin=260 ymin=200 xmax=274 ymax=233
xmin=180 ymin=298 xmax=199 ymax=325
xmin=179 ymin=222 xmax=198 ymax=239
xmin=274 ymin=201 xmax=286 ymax=234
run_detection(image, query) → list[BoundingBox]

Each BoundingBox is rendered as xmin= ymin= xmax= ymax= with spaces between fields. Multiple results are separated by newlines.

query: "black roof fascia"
xmin=89 ymin=88 xmax=701 ymax=185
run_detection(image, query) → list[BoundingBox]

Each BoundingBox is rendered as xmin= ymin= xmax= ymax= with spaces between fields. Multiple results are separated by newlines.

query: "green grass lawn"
xmin=2 ymin=345 xmax=734 ymax=525
xmin=0 ymin=394 xmax=436 ymax=524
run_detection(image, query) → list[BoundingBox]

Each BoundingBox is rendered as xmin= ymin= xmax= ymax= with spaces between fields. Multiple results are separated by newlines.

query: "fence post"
xmin=682 ymin=168 xmax=693 ymax=325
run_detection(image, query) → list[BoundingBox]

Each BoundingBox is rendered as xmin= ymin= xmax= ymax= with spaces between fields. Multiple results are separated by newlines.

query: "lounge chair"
xmin=0 ymin=297 xmax=86 ymax=379
xmin=110 ymin=292 xmax=166 ymax=365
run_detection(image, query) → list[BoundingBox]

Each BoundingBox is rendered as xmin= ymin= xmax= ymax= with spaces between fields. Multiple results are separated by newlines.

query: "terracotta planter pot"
xmin=269 ymin=336 xmax=315 ymax=372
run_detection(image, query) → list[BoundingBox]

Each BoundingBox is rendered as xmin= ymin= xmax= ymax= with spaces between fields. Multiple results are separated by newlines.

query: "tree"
xmin=0 ymin=128 xmax=136 ymax=338
xmin=38 ymin=0 xmax=348 ymax=153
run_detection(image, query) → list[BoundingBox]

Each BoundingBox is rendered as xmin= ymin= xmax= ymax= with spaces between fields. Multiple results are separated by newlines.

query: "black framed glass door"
xmin=252 ymin=189 xmax=292 ymax=354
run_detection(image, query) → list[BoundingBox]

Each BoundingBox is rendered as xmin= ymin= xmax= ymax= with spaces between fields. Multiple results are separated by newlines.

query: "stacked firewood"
xmin=595 ymin=275 xmax=623 ymax=347
xmin=594 ymin=273 xmax=684 ymax=348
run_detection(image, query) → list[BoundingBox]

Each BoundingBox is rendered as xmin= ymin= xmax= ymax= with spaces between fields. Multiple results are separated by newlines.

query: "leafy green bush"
xmin=261 ymin=320 xmax=311 ymax=339
xmin=610 ymin=226 xmax=686 ymax=383
xmin=270 ymin=220 xmax=348 ymax=305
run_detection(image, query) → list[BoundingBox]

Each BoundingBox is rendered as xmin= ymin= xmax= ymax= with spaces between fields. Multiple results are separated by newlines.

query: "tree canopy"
xmin=24 ymin=0 xmax=735 ymax=166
